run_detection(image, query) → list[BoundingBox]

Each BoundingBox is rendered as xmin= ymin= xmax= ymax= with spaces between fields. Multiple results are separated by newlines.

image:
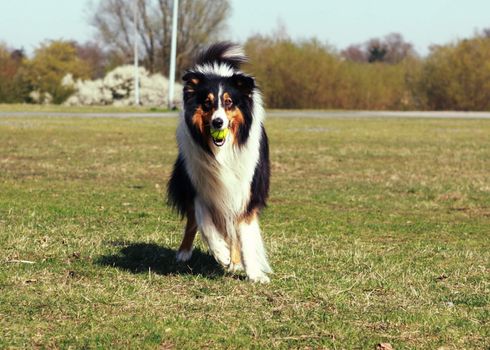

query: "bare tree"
xmin=366 ymin=34 xmax=416 ymax=64
xmin=342 ymin=33 xmax=416 ymax=64
xmin=88 ymin=0 xmax=230 ymax=76
xmin=341 ymin=44 xmax=367 ymax=62
xmin=383 ymin=33 xmax=417 ymax=64
xmin=73 ymin=41 xmax=109 ymax=79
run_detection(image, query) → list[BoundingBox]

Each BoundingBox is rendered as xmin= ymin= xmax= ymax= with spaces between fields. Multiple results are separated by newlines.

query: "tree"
xmin=245 ymin=36 xmax=344 ymax=109
xmin=23 ymin=40 xmax=91 ymax=104
xmin=73 ymin=41 xmax=110 ymax=79
xmin=244 ymin=33 xmax=420 ymax=110
xmin=341 ymin=44 xmax=367 ymax=62
xmin=343 ymin=33 xmax=416 ymax=64
xmin=89 ymin=0 xmax=230 ymax=76
xmin=383 ymin=33 xmax=417 ymax=64
xmin=0 ymin=44 xmax=27 ymax=103
xmin=419 ymin=35 xmax=490 ymax=110
xmin=367 ymin=39 xmax=387 ymax=63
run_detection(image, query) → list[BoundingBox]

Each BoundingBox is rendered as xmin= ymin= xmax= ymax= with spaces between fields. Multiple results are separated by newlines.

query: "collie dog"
xmin=167 ymin=42 xmax=272 ymax=283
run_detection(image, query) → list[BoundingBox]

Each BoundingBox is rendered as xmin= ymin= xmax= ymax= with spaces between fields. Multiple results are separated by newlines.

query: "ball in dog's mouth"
xmin=210 ymin=128 xmax=229 ymax=147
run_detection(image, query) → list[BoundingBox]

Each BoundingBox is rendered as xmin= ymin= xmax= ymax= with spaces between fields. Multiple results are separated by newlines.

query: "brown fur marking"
xmin=178 ymin=208 xmax=198 ymax=253
xmin=241 ymin=208 xmax=259 ymax=225
xmin=221 ymin=92 xmax=245 ymax=144
xmin=222 ymin=92 xmax=232 ymax=108
xmin=231 ymin=240 xmax=242 ymax=265
xmin=209 ymin=207 xmax=227 ymax=238
xmin=192 ymin=107 xmax=205 ymax=134
xmin=192 ymin=106 xmax=214 ymax=135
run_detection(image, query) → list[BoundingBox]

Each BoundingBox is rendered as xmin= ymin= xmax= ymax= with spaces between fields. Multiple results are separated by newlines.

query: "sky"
xmin=0 ymin=0 xmax=489 ymax=56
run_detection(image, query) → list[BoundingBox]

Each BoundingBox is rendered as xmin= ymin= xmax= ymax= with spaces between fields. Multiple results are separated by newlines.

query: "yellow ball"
xmin=210 ymin=128 xmax=229 ymax=141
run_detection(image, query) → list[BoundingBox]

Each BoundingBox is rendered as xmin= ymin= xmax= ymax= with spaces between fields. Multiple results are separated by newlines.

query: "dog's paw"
xmin=213 ymin=249 xmax=231 ymax=268
xmin=209 ymin=241 xmax=231 ymax=268
xmin=176 ymin=249 xmax=193 ymax=262
xmin=228 ymin=262 xmax=244 ymax=273
xmin=247 ymin=273 xmax=270 ymax=284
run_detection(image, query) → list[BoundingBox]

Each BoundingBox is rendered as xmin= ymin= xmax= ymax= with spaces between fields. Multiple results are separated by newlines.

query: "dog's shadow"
xmin=96 ymin=242 xmax=226 ymax=278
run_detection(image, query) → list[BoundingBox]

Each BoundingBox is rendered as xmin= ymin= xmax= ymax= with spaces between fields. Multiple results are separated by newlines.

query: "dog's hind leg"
xmin=194 ymin=198 xmax=231 ymax=268
xmin=176 ymin=207 xmax=197 ymax=262
xmin=238 ymin=213 xmax=272 ymax=283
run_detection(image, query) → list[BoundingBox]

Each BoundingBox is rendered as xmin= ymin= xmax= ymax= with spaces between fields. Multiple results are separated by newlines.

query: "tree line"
xmin=0 ymin=0 xmax=489 ymax=110
xmin=244 ymin=30 xmax=490 ymax=110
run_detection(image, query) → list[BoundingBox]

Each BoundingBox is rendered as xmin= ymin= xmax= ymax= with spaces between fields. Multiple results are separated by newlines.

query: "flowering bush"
xmin=64 ymin=65 xmax=182 ymax=107
xmin=28 ymin=90 xmax=53 ymax=104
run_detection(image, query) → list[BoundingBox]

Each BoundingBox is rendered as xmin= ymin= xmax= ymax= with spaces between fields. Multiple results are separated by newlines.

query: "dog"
xmin=167 ymin=42 xmax=272 ymax=283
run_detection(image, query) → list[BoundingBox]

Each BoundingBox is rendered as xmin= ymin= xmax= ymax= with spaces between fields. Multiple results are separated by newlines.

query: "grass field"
xmin=1 ymin=114 xmax=489 ymax=349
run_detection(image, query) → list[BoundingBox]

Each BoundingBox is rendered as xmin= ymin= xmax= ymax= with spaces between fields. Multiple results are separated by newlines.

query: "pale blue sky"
xmin=0 ymin=0 xmax=489 ymax=56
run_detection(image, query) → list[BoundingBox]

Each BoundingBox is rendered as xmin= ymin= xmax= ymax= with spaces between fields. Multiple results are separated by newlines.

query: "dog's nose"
xmin=212 ymin=118 xmax=224 ymax=129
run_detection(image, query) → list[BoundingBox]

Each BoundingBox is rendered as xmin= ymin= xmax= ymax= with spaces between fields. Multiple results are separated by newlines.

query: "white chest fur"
xmin=176 ymin=116 xmax=262 ymax=219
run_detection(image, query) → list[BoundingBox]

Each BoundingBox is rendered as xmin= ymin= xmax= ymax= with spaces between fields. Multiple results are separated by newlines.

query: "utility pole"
xmin=133 ymin=0 xmax=140 ymax=106
xmin=168 ymin=0 xmax=179 ymax=109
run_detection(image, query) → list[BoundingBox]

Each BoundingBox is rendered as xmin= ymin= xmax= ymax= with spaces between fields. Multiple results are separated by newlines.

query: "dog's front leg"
xmin=194 ymin=198 xmax=231 ymax=268
xmin=228 ymin=240 xmax=243 ymax=272
xmin=238 ymin=214 xmax=272 ymax=283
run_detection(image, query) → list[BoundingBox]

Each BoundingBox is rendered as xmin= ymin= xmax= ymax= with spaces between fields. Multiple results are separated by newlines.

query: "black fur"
xmin=195 ymin=41 xmax=247 ymax=70
xmin=246 ymin=126 xmax=270 ymax=214
xmin=167 ymin=155 xmax=196 ymax=218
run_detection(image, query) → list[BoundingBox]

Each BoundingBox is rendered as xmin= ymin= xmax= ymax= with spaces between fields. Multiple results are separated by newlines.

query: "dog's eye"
xmin=224 ymin=98 xmax=233 ymax=108
xmin=203 ymin=99 xmax=212 ymax=109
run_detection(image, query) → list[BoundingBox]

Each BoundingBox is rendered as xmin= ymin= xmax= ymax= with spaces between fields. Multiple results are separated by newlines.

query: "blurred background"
xmin=1 ymin=0 xmax=489 ymax=110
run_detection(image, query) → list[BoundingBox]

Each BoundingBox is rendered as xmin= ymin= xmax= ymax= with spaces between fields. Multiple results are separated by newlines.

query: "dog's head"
xmin=181 ymin=42 xmax=257 ymax=151
xmin=183 ymin=71 xmax=255 ymax=147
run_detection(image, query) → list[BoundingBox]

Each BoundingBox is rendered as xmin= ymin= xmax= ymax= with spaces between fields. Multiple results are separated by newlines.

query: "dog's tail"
xmin=195 ymin=42 xmax=247 ymax=70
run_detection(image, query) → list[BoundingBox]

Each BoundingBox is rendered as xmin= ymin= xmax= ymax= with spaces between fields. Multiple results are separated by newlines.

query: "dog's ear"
xmin=230 ymin=73 xmax=255 ymax=97
xmin=182 ymin=72 xmax=203 ymax=100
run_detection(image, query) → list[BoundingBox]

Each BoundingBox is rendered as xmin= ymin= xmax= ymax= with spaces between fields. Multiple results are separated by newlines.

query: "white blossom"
xmin=63 ymin=65 xmax=182 ymax=107
xmin=61 ymin=73 xmax=75 ymax=87
xmin=29 ymin=90 xmax=53 ymax=104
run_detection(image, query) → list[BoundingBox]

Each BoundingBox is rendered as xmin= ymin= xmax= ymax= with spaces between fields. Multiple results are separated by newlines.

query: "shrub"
xmin=64 ymin=65 xmax=182 ymax=107
xmin=244 ymin=35 xmax=420 ymax=110
xmin=338 ymin=59 xmax=421 ymax=110
xmin=22 ymin=40 xmax=91 ymax=104
xmin=419 ymin=35 xmax=490 ymax=110
xmin=0 ymin=44 xmax=28 ymax=103
xmin=245 ymin=36 xmax=343 ymax=109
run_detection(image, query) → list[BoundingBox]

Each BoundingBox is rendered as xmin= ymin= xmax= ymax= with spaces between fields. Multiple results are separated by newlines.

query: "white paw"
xmin=212 ymin=247 xmax=231 ymax=268
xmin=228 ymin=262 xmax=244 ymax=273
xmin=208 ymin=240 xmax=231 ymax=267
xmin=176 ymin=249 xmax=193 ymax=262
xmin=247 ymin=273 xmax=270 ymax=284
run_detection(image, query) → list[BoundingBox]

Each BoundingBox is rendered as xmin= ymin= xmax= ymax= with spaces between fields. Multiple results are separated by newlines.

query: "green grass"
xmin=1 ymin=115 xmax=489 ymax=349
